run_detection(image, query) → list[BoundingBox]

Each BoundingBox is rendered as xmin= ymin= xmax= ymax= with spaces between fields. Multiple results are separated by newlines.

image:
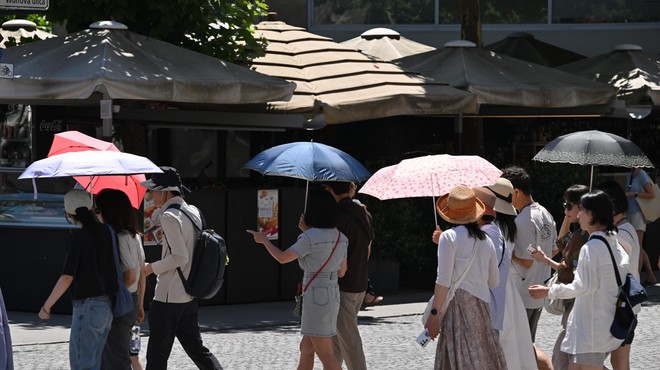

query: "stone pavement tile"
xmin=10 ymin=286 xmax=660 ymax=369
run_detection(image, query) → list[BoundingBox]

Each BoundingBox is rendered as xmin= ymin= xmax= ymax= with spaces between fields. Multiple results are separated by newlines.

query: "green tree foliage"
xmin=0 ymin=14 xmax=52 ymax=47
xmin=44 ymin=0 xmax=268 ymax=64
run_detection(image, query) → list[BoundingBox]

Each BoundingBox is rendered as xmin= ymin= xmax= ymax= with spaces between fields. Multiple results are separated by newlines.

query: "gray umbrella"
xmin=532 ymin=130 xmax=654 ymax=189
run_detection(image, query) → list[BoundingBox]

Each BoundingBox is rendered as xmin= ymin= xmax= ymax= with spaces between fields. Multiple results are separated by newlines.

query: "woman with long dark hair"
xmin=530 ymin=184 xmax=589 ymax=370
xmin=484 ymin=179 xmax=537 ymax=370
xmin=38 ymin=189 xmax=117 ymax=370
xmin=530 ymin=190 xmax=629 ymax=370
xmin=96 ymin=189 xmax=146 ymax=370
xmin=425 ymin=185 xmax=506 ymax=370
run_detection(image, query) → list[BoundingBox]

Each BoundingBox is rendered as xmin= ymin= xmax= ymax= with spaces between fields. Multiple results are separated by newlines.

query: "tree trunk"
xmin=459 ymin=0 xmax=483 ymax=155
xmin=460 ymin=0 xmax=482 ymax=47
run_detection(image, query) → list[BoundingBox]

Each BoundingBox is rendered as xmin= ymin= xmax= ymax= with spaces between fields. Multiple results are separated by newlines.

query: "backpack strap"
xmin=162 ymin=203 xmax=204 ymax=287
xmin=590 ymin=235 xmax=623 ymax=288
xmin=166 ymin=203 xmax=204 ymax=231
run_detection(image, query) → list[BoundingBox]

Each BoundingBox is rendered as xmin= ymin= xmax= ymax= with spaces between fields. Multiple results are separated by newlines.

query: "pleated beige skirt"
xmin=435 ymin=289 xmax=508 ymax=370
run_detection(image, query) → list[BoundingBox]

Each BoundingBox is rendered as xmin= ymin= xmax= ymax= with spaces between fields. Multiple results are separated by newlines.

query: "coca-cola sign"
xmin=39 ymin=119 xmax=63 ymax=132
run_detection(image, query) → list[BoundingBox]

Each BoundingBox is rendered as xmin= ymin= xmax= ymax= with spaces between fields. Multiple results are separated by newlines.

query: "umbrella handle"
xmin=431 ymin=173 xmax=438 ymax=226
xmin=304 ymin=180 xmax=309 ymax=214
xmin=32 ymin=178 xmax=38 ymax=200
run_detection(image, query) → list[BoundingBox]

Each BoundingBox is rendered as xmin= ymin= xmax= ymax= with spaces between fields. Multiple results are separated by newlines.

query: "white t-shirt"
xmin=512 ymin=202 xmax=557 ymax=309
xmin=548 ymin=232 xmax=628 ymax=354
xmin=436 ymin=226 xmax=499 ymax=304
xmin=118 ymin=230 xmax=145 ymax=293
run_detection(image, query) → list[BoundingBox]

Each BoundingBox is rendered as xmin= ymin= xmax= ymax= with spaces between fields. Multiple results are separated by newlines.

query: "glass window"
xmin=314 ymin=0 xmax=435 ymax=25
xmin=553 ymin=0 xmax=660 ymax=23
xmin=439 ymin=0 xmax=548 ymax=24
xmin=313 ymin=0 xmax=660 ymax=25
xmin=481 ymin=0 xmax=547 ymax=24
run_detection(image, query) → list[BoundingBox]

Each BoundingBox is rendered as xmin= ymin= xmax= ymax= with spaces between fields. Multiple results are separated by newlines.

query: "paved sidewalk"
xmin=8 ymin=283 xmax=660 ymax=369
xmin=9 ymin=290 xmax=431 ymax=346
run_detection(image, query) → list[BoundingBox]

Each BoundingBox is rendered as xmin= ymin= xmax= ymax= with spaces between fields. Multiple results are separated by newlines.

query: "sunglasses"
xmin=563 ymin=202 xmax=575 ymax=210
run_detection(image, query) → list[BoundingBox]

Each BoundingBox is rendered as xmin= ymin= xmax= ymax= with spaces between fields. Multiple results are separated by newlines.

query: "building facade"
xmin=267 ymin=0 xmax=660 ymax=57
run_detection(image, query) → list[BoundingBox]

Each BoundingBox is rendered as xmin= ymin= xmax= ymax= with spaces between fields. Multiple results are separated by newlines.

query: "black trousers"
xmin=146 ymin=300 xmax=222 ymax=370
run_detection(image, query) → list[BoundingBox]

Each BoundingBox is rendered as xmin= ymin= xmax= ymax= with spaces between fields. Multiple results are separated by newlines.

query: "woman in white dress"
xmin=486 ymin=179 xmax=537 ymax=370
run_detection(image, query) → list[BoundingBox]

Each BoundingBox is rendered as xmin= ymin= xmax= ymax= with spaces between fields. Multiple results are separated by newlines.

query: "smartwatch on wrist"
xmin=430 ymin=308 xmax=438 ymax=316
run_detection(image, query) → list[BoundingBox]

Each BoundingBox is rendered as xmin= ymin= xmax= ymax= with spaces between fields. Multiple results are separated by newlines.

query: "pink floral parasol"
xmin=358 ymin=154 xmax=502 ymax=200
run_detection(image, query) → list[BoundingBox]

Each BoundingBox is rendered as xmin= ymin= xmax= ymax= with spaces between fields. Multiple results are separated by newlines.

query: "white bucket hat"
xmin=485 ymin=178 xmax=517 ymax=216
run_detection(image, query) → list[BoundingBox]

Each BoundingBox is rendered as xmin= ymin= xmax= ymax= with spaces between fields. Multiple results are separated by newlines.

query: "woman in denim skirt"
xmin=249 ymin=190 xmax=348 ymax=370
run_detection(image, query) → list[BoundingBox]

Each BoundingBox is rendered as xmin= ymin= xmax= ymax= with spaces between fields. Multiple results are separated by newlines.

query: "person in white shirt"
xmin=141 ymin=167 xmax=222 ymax=370
xmin=96 ymin=189 xmax=147 ymax=370
xmin=502 ymin=166 xmax=556 ymax=370
xmin=529 ymin=190 xmax=629 ymax=370
xmin=425 ymin=185 xmax=506 ymax=370
xmin=598 ymin=180 xmax=641 ymax=370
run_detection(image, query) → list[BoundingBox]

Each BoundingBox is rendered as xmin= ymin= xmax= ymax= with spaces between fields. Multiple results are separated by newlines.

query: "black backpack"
xmin=165 ymin=204 xmax=228 ymax=299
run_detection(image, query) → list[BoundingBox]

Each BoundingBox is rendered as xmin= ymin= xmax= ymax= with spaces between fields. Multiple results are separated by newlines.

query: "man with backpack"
xmin=141 ymin=167 xmax=222 ymax=370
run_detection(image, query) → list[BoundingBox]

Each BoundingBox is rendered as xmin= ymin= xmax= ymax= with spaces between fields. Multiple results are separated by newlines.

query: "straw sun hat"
xmin=436 ymin=185 xmax=485 ymax=224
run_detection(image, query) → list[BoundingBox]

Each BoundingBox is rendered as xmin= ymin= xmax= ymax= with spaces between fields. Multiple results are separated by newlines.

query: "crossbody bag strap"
xmin=498 ymin=239 xmax=506 ymax=268
xmin=302 ymin=230 xmax=342 ymax=294
xmin=590 ymin=235 xmax=623 ymax=288
xmin=107 ymin=224 xmax=125 ymax=286
xmin=441 ymin=239 xmax=479 ymax=312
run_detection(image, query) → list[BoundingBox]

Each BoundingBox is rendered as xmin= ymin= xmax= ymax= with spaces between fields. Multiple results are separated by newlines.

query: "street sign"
xmin=0 ymin=63 xmax=13 ymax=79
xmin=0 ymin=0 xmax=48 ymax=10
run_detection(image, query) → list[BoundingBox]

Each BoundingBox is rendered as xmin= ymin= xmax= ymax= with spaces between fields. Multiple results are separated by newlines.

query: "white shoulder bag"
xmin=422 ymin=240 xmax=478 ymax=325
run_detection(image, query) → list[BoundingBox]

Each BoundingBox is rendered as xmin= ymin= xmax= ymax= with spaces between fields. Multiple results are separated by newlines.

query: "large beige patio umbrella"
xmin=250 ymin=20 xmax=477 ymax=125
xmin=341 ymin=28 xmax=435 ymax=61
xmin=397 ymin=40 xmax=617 ymax=115
xmin=0 ymin=21 xmax=295 ymax=106
xmin=559 ymin=44 xmax=660 ymax=110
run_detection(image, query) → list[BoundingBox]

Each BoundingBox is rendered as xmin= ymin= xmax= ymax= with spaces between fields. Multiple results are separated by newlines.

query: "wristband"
xmin=41 ymin=306 xmax=50 ymax=315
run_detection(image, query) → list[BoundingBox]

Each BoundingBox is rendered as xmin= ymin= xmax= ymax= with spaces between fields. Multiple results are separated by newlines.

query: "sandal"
xmin=642 ymin=279 xmax=657 ymax=287
xmin=363 ymin=292 xmax=384 ymax=306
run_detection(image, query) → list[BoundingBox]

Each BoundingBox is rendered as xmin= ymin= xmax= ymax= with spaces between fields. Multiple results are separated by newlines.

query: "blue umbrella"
xmin=244 ymin=141 xmax=370 ymax=183
xmin=243 ymin=141 xmax=370 ymax=211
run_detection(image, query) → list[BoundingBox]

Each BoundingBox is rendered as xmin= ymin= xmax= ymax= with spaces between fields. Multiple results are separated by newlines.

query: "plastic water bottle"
xmin=129 ymin=325 xmax=141 ymax=355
